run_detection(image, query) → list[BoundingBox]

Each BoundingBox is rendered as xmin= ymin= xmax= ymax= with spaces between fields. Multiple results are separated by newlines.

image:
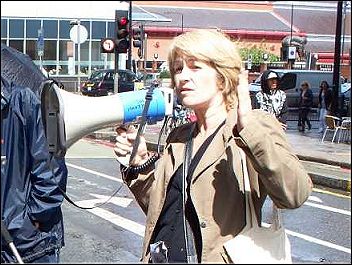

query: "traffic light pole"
xmin=114 ymin=10 xmax=119 ymax=94
xmin=127 ymin=1 xmax=132 ymax=71
xmin=331 ymin=1 xmax=343 ymax=116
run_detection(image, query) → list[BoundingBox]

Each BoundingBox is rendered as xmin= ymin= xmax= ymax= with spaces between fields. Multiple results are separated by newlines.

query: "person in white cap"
xmin=254 ymin=70 xmax=288 ymax=130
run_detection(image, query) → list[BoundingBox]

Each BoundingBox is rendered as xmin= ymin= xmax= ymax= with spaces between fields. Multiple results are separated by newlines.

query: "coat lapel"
xmin=192 ymin=109 xmax=237 ymax=182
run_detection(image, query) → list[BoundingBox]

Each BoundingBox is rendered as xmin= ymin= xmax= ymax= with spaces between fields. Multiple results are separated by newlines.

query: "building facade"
xmin=1 ymin=1 xmax=351 ymax=83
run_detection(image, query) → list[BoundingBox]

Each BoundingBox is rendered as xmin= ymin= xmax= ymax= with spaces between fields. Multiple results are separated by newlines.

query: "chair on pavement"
xmin=338 ymin=118 xmax=351 ymax=143
xmin=321 ymin=115 xmax=344 ymax=143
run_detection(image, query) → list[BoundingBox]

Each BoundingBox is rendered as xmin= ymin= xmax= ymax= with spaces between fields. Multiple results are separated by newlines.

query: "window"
xmin=91 ymin=40 xmax=105 ymax=70
xmin=9 ymin=19 xmax=24 ymax=38
xmin=59 ymin=20 xmax=71 ymax=39
xmin=9 ymin=40 xmax=23 ymax=52
xmin=44 ymin=40 xmax=56 ymax=60
xmin=43 ymin=20 xmax=58 ymax=38
xmin=26 ymin=20 xmax=41 ymax=38
xmin=26 ymin=40 xmax=37 ymax=60
xmin=92 ymin=21 xmax=105 ymax=39
xmin=1 ymin=19 xmax=7 ymax=38
xmin=107 ymin=22 xmax=115 ymax=38
xmin=106 ymin=71 xmax=114 ymax=81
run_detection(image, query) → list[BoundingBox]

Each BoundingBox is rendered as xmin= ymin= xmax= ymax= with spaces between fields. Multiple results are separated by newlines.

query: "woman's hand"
xmin=236 ymin=69 xmax=252 ymax=131
xmin=114 ymin=125 xmax=149 ymax=166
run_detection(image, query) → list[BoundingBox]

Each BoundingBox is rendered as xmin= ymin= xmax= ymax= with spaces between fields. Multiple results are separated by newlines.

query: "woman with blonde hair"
xmin=114 ymin=29 xmax=312 ymax=263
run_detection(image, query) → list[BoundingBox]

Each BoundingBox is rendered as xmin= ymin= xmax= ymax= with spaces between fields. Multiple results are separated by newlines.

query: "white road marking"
xmin=304 ymin=201 xmax=351 ymax=216
xmin=308 ymin=195 xmax=323 ymax=203
xmin=66 ymin=162 xmax=123 ymax=183
xmin=262 ymin=223 xmax=351 ymax=254
xmin=75 ymin=193 xmax=132 ymax=208
xmin=76 ymin=195 xmax=144 ymax=237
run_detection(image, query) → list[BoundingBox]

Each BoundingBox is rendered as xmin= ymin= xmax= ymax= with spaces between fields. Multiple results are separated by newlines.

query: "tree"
xmin=239 ymin=47 xmax=280 ymax=65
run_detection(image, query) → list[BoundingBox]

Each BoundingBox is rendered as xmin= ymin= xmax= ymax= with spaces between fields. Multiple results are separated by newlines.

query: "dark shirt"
xmin=151 ymin=121 xmax=225 ymax=263
xmin=152 ymin=164 xmax=199 ymax=263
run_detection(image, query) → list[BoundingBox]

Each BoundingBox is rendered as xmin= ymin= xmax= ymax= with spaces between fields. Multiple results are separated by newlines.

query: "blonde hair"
xmin=301 ymin=81 xmax=310 ymax=88
xmin=167 ymin=29 xmax=242 ymax=110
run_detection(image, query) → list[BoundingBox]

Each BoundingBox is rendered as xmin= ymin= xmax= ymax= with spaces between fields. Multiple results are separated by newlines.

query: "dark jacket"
xmin=299 ymin=88 xmax=314 ymax=108
xmin=318 ymin=88 xmax=333 ymax=111
xmin=1 ymin=77 xmax=67 ymax=263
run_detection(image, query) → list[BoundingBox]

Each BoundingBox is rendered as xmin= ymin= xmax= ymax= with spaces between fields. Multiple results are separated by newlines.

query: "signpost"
xmin=70 ymin=21 xmax=88 ymax=92
xmin=37 ymin=28 xmax=44 ymax=71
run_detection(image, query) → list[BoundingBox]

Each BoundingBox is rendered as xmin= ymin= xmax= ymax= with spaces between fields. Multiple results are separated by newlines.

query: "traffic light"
xmin=115 ymin=10 xmax=130 ymax=53
xmin=132 ymin=25 xmax=144 ymax=59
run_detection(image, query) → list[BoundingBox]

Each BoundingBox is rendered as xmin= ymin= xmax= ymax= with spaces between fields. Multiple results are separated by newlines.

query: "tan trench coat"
xmin=123 ymin=109 xmax=312 ymax=263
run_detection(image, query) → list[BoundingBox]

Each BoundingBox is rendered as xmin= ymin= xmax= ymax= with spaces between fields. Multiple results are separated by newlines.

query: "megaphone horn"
xmin=40 ymin=81 xmax=173 ymax=157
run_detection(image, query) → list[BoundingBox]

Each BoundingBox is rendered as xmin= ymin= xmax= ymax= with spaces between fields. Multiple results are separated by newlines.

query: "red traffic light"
xmin=119 ymin=17 xmax=128 ymax=26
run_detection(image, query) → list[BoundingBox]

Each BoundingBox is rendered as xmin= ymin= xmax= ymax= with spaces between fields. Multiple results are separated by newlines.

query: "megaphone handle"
xmin=129 ymin=86 xmax=155 ymax=165
xmin=129 ymin=123 xmax=146 ymax=165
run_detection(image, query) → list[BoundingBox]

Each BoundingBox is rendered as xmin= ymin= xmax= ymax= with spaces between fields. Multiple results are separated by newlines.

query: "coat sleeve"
xmin=24 ymin=90 xmax=68 ymax=225
xmin=235 ymin=110 xmax=313 ymax=209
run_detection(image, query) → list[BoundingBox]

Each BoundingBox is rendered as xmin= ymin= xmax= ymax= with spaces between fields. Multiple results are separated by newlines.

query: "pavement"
xmin=87 ymin=121 xmax=351 ymax=193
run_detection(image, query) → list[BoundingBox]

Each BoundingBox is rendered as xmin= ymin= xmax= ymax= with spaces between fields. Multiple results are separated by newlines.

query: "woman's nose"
xmin=178 ymin=67 xmax=191 ymax=82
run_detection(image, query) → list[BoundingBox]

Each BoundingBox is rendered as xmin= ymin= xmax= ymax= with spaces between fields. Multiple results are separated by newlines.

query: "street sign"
xmin=37 ymin=28 xmax=44 ymax=57
xmin=70 ymin=25 xmax=88 ymax=44
xmin=288 ymin=46 xmax=296 ymax=60
xmin=101 ymin=38 xmax=115 ymax=53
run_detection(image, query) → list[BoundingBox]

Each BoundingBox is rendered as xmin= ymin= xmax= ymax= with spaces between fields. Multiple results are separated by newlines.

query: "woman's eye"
xmin=175 ymin=67 xmax=183 ymax=73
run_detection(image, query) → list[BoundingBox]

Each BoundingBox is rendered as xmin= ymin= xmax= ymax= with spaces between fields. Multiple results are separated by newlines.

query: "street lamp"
xmin=70 ymin=19 xmax=81 ymax=92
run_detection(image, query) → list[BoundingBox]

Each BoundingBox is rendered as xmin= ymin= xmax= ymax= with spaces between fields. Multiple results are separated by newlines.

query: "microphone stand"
xmin=1 ymin=220 xmax=24 ymax=264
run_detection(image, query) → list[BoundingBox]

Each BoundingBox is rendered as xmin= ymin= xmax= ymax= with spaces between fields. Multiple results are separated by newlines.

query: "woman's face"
xmin=267 ymin=78 xmax=279 ymax=90
xmin=321 ymin=82 xmax=328 ymax=89
xmin=173 ymin=56 xmax=222 ymax=110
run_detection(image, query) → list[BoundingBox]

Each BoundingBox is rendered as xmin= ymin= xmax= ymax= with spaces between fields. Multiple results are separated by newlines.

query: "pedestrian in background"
xmin=253 ymin=70 xmax=288 ymax=130
xmin=318 ymin=80 xmax=333 ymax=133
xmin=1 ymin=76 xmax=68 ymax=263
xmin=298 ymin=81 xmax=314 ymax=132
xmin=113 ymin=29 xmax=312 ymax=263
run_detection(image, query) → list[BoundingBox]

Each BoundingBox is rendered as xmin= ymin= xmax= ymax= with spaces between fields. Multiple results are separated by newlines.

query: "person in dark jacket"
xmin=318 ymin=80 xmax=333 ymax=133
xmin=298 ymin=81 xmax=314 ymax=132
xmin=1 ymin=76 xmax=68 ymax=263
xmin=253 ymin=70 xmax=288 ymax=130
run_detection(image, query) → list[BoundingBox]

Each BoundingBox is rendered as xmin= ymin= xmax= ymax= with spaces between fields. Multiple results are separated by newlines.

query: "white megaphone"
xmin=40 ymin=80 xmax=173 ymax=157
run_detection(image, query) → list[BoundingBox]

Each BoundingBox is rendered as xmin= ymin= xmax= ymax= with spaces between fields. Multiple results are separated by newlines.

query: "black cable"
xmin=48 ymin=155 xmax=124 ymax=210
